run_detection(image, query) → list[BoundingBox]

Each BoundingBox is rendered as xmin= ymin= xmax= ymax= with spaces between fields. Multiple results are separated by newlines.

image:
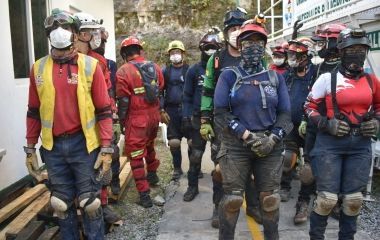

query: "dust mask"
xmin=228 ymin=30 xmax=239 ymax=48
xmin=49 ymin=27 xmax=73 ymax=49
xmin=170 ymin=54 xmax=182 ymax=64
xmin=273 ymin=58 xmax=285 ymax=66
xmin=90 ymin=33 xmax=102 ymax=50
xmin=205 ymin=49 xmax=216 ymax=56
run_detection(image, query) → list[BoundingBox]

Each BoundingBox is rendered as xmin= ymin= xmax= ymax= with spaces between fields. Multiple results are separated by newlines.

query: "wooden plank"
xmin=0 ymin=191 xmax=50 ymax=240
xmin=0 ymin=184 xmax=47 ymax=225
xmin=118 ymin=162 xmax=133 ymax=201
xmin=36 ymin=226 xmax=59 ymax=240
xmin=108 ymin=157 xmax=130 ymax=201
xmin=14 ymin=220 xmax=45 ymax=240
xmin=119 ymin=157 xmax=128 ymax=171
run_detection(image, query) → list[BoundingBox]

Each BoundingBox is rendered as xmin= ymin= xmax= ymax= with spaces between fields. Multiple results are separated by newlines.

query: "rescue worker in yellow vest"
xmin=25 ymin=9 xmax=112 ymax=240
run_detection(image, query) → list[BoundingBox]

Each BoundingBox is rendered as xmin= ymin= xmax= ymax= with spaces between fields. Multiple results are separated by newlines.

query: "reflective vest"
xmin=33 ymin=53 xmax=100 ymax=153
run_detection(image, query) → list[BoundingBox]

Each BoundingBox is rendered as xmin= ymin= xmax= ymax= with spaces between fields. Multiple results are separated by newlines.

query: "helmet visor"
xmin=224 ymin=10 xmax=246 ymax=23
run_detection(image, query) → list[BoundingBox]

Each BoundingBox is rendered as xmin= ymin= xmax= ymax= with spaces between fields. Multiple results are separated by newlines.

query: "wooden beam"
xmin=0 ymin=184 xmax=47 ymax=225
xmin=108 ymin=157 xmax=130 ymax=201
xmin=36 ymin=226 xmax=59 ymax=240
xmin=118 ymin=162 xmax=132 ymax=201
xmin=0 ymin=191 xmax=50 ymax=240
xmin=14 ymin=220 xmax=45 ymax=240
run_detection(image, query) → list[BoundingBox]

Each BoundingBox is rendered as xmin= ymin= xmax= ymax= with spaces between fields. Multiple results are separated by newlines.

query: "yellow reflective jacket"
xmin=33 ymin=53 xmax=100 ymax=153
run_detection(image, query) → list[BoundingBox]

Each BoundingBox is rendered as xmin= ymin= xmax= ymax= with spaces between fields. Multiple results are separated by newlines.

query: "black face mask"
xmin=201 ymin=51 xmax=211 ymax=64
xmin=341 ymin=49 xmax=366 ymax=77
xmin=240 ymin=44 xmax=264 ymax=74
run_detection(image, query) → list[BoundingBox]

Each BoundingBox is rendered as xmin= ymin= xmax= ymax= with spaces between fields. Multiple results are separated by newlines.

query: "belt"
xmin=349 ymin=128 xmax=361 ymax=136
xmin=54 ymin=131 xmax=82 ymax=139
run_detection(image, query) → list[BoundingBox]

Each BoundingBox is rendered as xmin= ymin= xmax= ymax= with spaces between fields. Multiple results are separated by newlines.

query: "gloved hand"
xmin=298 ymin=120 xmax=307 ymax=139
xmin=182 ymin=117 xmax=192 ymax=139
xmin=200 ymin=123 xmax=215 ymax=141
xmin=160 ymin=110 xmax=171 ymax=125
xmin=24 ymin=147 xmax=43 ymax=182
xmin=243 ymin=131 xmax=261 ymax=150
xmin=251 ymin=133 xmax=280 ymax=157
xmin=94 ymin=147 xmax=113 ymax=184
xmin=326 ymin=118 xmax=350 ymax=136
xmin=360 ymin=119 xmax=380 ymax=137
xmin=112 ymin=123 xmax=121 ymax=144
xmin=292 ymin=19 xmax=303 ymax=39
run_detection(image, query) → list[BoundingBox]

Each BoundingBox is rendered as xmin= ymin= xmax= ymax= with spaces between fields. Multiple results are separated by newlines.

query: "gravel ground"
xmin=106 ymin=129 xmax=177 ymax=240
xmin=359 ymin=172 xmax=380 ymax=239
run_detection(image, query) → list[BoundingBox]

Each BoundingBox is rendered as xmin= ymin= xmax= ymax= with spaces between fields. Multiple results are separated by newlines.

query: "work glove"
xmin=251 ymin=133 xmax=280 ymax=157
xmin=298 ymin=120 xmax=307 ymax=139
xmin=112 ymin=123 xmax=121 ymax=144
xmin=24 ymin=147 xmax=44 ymax=182
xmin=200 ymin=123 xmax=215 ymax=141
xmin=160 ymin=110 xmax=171 ymax=125
xmin=243 ymin=132 xmax=262 ymax=150
xmin=360 ymin=119 xmax=380 ymax=137
xmin=292 ymin=19 xmax=303 ymax=40
xmin=94 ymin=147 xmax=114 ymax=185
xmin=181 ymin=117 xmax=193 ymax=139
xmin=326 ymin=118 xmax=350 ymax=137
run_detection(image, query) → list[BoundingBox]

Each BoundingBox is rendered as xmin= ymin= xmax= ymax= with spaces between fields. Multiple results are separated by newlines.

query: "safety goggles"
xmin=224 ymin=9 xmax=246 ymax=23
xmin=316 ymin=40 xmax=326 ymax=47
xmin=241 ymin=39 xmax=265 ymax=49
xmin=44 ymin=12 xmax=73 ymax=29
xmin=203 ymin=34 xmax=221 ymax=43
xmin=79 ymin=28 xmax=101 ymax=42
xmin=344 ymin=45 xmax=368 ymax=55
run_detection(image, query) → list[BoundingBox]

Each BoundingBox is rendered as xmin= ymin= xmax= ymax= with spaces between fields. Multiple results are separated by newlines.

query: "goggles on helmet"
xmin=44 ymin=12 xmax=74 ymax=29
xmin=224 ymin=9 xmax=247 ymax=23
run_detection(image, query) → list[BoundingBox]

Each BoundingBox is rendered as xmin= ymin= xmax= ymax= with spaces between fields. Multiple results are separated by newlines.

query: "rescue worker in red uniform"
xmin=74 ymin=12 xmax=121 ymax=226
xmin=269 ymin=41 xmax=289 ymax=75
xmin=305 ymin=28 xmax=380 ymax=239
xmin=116 ymin=37 xmax=165 ymax=208
xmin=25 ymin=9 xmax=112 ymax=239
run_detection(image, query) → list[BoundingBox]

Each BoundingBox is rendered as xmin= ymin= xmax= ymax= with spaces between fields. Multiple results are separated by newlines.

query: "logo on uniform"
xmin=35 ymin=75 xmax=43 ymax=86
xmin=264 ymin=85 xmax=276 ymax=96
xmin=67 ymin=73 xmax=78 ymax=84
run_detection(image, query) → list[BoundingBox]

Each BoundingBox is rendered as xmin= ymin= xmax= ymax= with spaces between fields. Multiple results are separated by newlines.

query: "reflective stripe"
xmin=41 ymin=119 xmax=53 ymax=128
xmin=38 ymin=56 xmax=49 ymax=77
xmin=134 ymin=87 xmax=145 ymax=94
xmin=131 ymin=149 xmax=144 ymax=158
xmin=84 ymin=55 xmax=92 ymax=77
xmin=86 ymin=118 xmax=96 ymax=129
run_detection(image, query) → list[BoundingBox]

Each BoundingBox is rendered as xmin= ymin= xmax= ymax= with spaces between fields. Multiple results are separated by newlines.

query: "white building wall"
xmin=0 ymin=0 xmax=115 ymax=190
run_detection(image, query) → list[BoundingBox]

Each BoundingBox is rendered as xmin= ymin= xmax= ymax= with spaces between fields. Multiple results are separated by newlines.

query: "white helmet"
xmin=74 ymin=12 xmax=100 ymax=29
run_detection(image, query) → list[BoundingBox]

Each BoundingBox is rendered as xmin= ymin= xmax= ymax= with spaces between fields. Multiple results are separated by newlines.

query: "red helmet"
xmin=120 ymin=36 xmax=143 ymax=49
xmin=272 ymin=41 xmax=288 ymax=54
xmin=237 ymin=19 xmax=268 ymax=44
xmin=321 ymin=23 xmax=346 ymax=39
xmin=288 ymin=37 xmax=313 ymax=53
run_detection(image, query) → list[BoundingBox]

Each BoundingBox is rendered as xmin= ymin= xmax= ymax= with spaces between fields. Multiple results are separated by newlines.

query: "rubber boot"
xmin=147 ymin=171 xmax=159 ymax=186
xmin=103 ymin=205 xmax=122 ymax=224
xmin=138 ymin=191 xmax=153 ymax=208
xmin=338 ymin=212 xmax=358 ymax=240
xmin=309 ymin=211 xmax=329 ymax=240
xmin=183 ymin=186 xmax=199 ymax=202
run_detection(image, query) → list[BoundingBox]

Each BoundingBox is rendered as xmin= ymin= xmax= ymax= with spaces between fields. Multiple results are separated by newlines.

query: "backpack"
xmin=228 ymin=66 xmax=279 ymax=109
xmin=130 ymin=61 xmax=160 ymax=104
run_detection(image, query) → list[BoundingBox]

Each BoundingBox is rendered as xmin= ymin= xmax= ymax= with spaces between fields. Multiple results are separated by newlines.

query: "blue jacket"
xmin=183 ymin=61 xmax=206 ymax=118
xmin=283 ymin=63 xmax=316 ymax=125
xmin=161 ymin=64 xmax=189 ymax=109
xmin=214 ymin=67 xmax=291 ymax=139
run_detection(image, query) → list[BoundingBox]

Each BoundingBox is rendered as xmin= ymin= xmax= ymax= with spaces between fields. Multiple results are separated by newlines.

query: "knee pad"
xmin=313 ymin=191 xmax=338 ymax=216
xmin=223 ymin=193 xmax=243 ymax=213
xmin=299 ymin=163 xmax=314 ymax=185
xmin=50 ymin=195 xmax=69 ymax=219
xmin=79 ymin=193 xmax=102 ymax=220
xmin=282 ymin=150 xmax=297 ymax=173
xmin=212 ymin=164 xmax=223 ymax=183
xmin=261 ymin=192 xmax=281 ymax=212
xmin=342 ymin=192 xmax=363 ymax=216
xmin=189 ymin=149 xmax=203 ymax=164
xmin=168 ymin=139 xmax=181 ymax=150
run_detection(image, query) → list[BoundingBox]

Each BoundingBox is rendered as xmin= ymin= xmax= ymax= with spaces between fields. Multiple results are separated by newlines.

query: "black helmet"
xmin=199 ymin=27 xmax=224 ymax=51
xmin=223 ymin=7 xmax=247 ymax=32
xmin=337 ymin=28 xmax=371 ymax=50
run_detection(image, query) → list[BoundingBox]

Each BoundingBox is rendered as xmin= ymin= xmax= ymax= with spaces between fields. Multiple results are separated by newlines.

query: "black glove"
xmin=292 ymin=20 xmax=303 ymax=40
xmin=182 ymin=117 xmax=193 ymax=139
xmin=360 ymin=119 xmax=380 ymax=137
xmin=326 ymin=118 xmax=350 ymax=136
xmin=252 ymin=133 xmax=280 ymax=157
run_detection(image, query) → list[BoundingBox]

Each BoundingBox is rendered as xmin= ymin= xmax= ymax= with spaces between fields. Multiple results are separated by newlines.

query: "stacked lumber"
xmin=0 ymin=157 xmax=132 ymax=240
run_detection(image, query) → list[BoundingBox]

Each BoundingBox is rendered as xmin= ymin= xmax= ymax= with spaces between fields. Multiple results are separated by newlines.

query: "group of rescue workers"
xmin=23 ymin=6 xmax=379 ymax=240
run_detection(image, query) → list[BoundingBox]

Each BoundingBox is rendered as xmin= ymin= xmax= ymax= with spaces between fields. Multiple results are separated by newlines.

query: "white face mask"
xmin=288 ymin=60 xmax=299 ymax=68
xmin=49 ymin=27 xmax=73 ymax=49
xmin=273 ymin=58 xmax=285 ymax=66
xmin=89 ymin=32 xmax=101 ymax=50
xmin=228 ymin=30 xmax=239 ymax=48
xmin=315 ymin=46 xmax=324 ymax=52
xmin=205 ymin=49 xmax=216 ymax=56
xmin=170 ymin=53 xmax=182 ymax=64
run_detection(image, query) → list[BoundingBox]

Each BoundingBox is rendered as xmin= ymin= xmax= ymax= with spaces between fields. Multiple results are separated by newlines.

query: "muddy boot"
xmin=279 ymin=188 xmax=291 ymax=202
xmin=103 ymin=205 xmax=122 ymax=224
xmin=172 ymin=168 xmax=183 ymax=181
xmin=138 ymin=191 xmax=153 ymax=208
xmin=211 ymin=204 xmax=219 ymax=228
xmin=147 ymin=171 xmax=159 ymax=186
xmin=294 ymin=200 xmax=308 ymax=224
xmin=183 ymin=186 xmax=199 ymax=202
xmin=246 ymin=206 xmax=263 ymax=224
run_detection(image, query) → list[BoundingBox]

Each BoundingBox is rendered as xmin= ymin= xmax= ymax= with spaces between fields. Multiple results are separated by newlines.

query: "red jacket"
xmin=27 ymin=54 xmax=112 ymax=146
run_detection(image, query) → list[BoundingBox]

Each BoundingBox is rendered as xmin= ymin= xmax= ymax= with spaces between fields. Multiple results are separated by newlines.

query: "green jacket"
xmin=200 ymin=54 xmax=216 ymax=118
